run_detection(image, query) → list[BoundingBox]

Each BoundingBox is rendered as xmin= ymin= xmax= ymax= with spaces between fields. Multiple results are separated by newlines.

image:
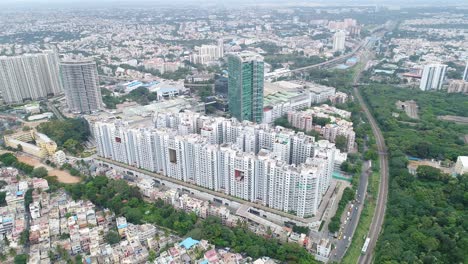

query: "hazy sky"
xmin=0 ymin=0 xmax=466 ymax=8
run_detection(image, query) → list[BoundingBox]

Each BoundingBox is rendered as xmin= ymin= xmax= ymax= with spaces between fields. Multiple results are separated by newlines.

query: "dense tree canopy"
xmin=361 ymin=85 xmax=468 ymax=263
xmin=37 ymin=118 xmax=91 ymax=155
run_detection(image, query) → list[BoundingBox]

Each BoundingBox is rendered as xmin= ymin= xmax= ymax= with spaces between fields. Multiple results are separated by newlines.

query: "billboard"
xmin=234 ymin=169 xmax=245 ymax=181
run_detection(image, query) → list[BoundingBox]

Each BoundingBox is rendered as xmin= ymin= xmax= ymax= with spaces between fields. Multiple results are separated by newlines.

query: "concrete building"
xmin=419 ymin=64 xmax=447 ymax=91
xmin=228 ymin=52 xmax=264 ymax=123
xmin=4 ymin=129 xmax=57 ymax=158
xmin=308 ymin=84 xmax=336 ymax=104
xmin=447 ymin=80 xmax=468 ymax=94
xmin=60 ymin=60 xmax=103 ymax=114
xmin=332 ymin=31 xmax=346 ymax=52
xmin=0 ymin=51 xmax=62 ymax=104
xmin=454 ymin=156 xmax=468 ymax=175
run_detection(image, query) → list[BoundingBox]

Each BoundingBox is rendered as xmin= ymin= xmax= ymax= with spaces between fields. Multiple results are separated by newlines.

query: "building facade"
xmin=60 ymin=60 xmax=103 ymax=114
xmin=0 ymin=51 xmax=62 ymax=104
xmin=419 ymin=64 xmax=447 ymax=91
xmin=228 ymin=52 xmax=264 ymax=123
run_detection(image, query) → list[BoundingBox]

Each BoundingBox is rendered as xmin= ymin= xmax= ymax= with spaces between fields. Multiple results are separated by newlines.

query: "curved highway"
xmin=354 ymin=86 xmax=389 ymax=264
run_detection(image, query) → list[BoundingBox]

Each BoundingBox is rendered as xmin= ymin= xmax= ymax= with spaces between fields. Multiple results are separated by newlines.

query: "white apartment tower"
xmin=332 ymin=31 xmax=346 ymax=52
xmin=463 ymin=61 xmax=468 ymax=82
xmin=60 ymin=60 xmax=103 ymax=114
xmin=419 ymin=64 xmax=447 ymax=91
xmin=0 ymin=51 xmax=62 ymax=104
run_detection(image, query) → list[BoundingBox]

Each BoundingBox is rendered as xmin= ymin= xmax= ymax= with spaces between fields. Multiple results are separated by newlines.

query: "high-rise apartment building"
xmin=463 ymin=61 xmax=468 ymax=82
xmin=0 ymin=51 xmax=62 ymax=104
xmin=60 ymin=60 xmax=103 ymax=114
xmin=419 ymin=64 xmax=447 ymax=91
xmin=228 ymin=52 xmax=264 ymax=123
xmin=94 ymin=112 xmax=339 ymax=218
xmin=332 ymin=31 xmax=346 ymax=52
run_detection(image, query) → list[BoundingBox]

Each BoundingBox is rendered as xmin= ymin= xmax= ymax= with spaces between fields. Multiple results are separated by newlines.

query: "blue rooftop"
xmin=127 ymin=81 xmax=142 ymax=87
xmin=179 ymin=237 xmax=199 ymax=249
xmin=200 ymin=260 xmax=209 ymax=264
xmin=142 ymin=81 xmax=159 ymax=87
xmin=16 ymin=191 xmax=23 ymax=196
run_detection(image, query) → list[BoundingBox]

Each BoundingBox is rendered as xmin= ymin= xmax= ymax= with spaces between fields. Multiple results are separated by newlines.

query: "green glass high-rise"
xmin=228 ymin=52 xmax=264 ymax=123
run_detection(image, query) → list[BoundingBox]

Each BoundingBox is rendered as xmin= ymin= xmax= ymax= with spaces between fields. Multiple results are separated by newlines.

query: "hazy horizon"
xmin=0 ymin=0 xmax=467 ymax=9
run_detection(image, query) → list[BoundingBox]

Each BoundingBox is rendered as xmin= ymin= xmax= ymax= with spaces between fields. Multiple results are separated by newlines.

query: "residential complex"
xmin=287 ymin=105 xmax=355 ymax=152
xmin=93 ymin=111 xmax=339 ymax=218
xmin=190 ymin=39 xmax=224 ymax=65
xmin=419 ymin=64 xmax=448 ymax=91
xmin=0 ymin=51 xmax=62 ymax=104
xmin=228 ymin=52 xmax=264 ymax=123
xmin=60 ymin=60 xmax=103 ymax=114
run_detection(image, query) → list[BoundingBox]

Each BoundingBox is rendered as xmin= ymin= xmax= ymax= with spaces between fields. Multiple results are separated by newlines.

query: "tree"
xmin=0 ymin=192 xmax=6 ymax=206
xmin=63 ymin=139 xmax=81 ymax=154
xmin=364 ymin=149 xmax=378 ymax=161
xmin=0 ymin=153 xmax=18 ymax=166
xmin=105 ymin=231 xmax=121 ymax=245
xmin=32 ymin=167 xmax=48 ymax=178
xmin=148 ymin=250 xmax=156 ymax=262
xmin=19 ymin=230 xmax=29 ymax=244
xmin=17 ymin=144 xmax=23 ymax=152
xmin=313 ymin=117 xmax=331 ymax=126
xmin=335 ymin=135 xmax=348 ymax=152
xmin=416 ymin=165 xmax=445 ymax=181
xmin=14 ymin=254 xmax=28 ymax=264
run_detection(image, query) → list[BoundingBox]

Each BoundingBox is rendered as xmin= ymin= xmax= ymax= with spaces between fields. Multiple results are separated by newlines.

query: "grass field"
xmin=342 ymin=171 xmax=379 ymax=263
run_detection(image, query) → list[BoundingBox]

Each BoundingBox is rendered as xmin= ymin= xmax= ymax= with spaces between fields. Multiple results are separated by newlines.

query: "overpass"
xmin=266 ymin=37 xmax=371 ymax=79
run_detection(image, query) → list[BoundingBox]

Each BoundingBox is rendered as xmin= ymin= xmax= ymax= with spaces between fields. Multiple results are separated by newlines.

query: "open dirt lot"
xmin=16 ymin=154 xmax=81 ymax=184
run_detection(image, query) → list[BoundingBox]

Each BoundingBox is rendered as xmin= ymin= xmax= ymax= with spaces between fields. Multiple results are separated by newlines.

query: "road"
xmin=355 ymin=86 xmax=389 ymax=264
xmin=330 ymin=160 xmax=371 ymax=261
xmin=328 ymin=31 xmax=382 ymax=262
xmin=46 ymin=101 xmax=65 ymax=121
